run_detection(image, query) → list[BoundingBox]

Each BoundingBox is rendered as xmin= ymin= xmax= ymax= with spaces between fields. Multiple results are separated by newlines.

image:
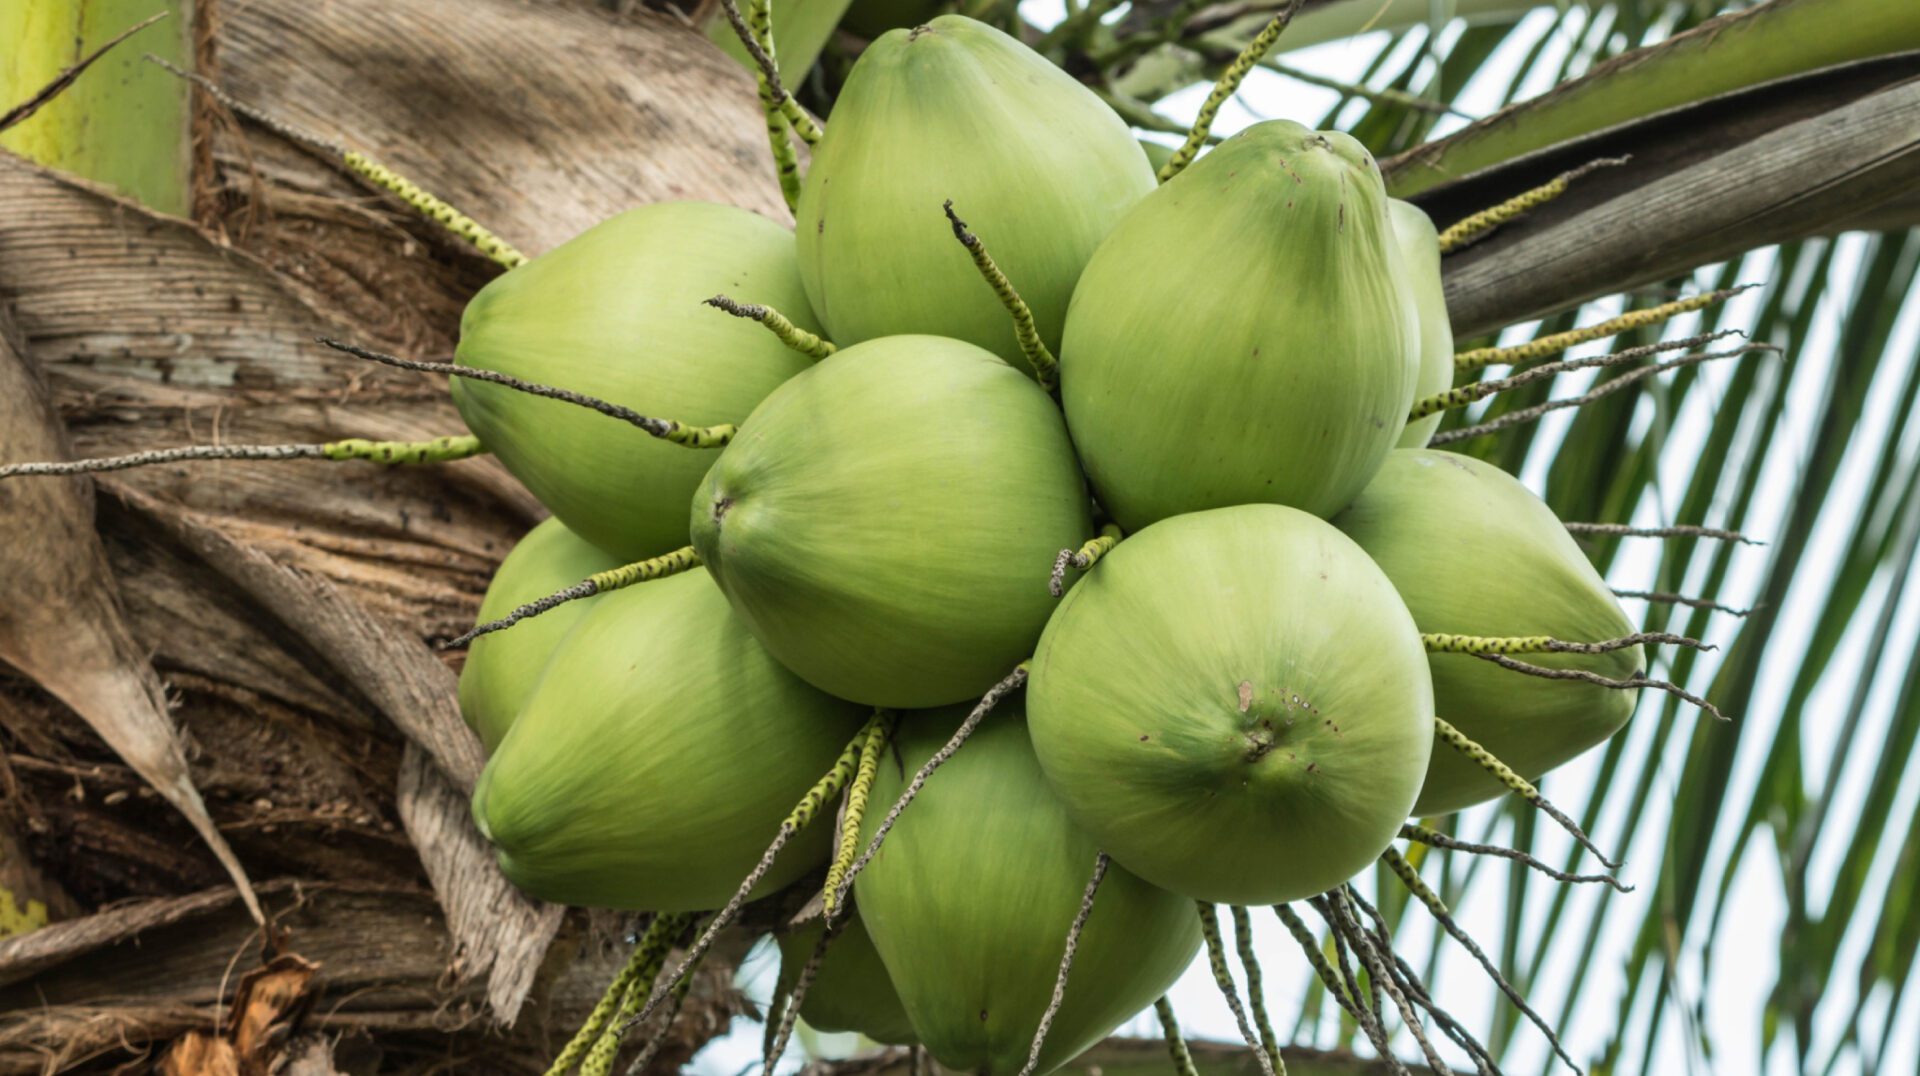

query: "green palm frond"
xmin=1102 ymin=2 xmax=1920 ymax=1072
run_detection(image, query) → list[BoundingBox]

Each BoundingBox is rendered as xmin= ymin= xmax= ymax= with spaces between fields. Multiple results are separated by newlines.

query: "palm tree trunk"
xmin=0 ymin=0 xmax=787 ymax=1070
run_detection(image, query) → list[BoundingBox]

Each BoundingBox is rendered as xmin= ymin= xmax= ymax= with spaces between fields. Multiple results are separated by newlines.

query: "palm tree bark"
xmin=0 ymin=0 xmax=787 ymax=1070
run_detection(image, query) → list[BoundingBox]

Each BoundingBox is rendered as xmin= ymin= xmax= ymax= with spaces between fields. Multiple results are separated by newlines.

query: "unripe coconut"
xmin=1059 ymin=119 xmax=1417 ymax=530
xmin=795 ymin=16 xmax=1154 ymax=369
xmin=1027 ymin=504 xmax=1433 ymax=905
xmin=457 ymin=517 xmax=623 ymax=752
xmin=854 ymin=708 xmax=1200 ymax=1075
xmin=1389 ymin=199 xmax=1455 ymax=449
xmin=1332 ymin=449 xmax=1645 ymax=815
xmin=470 ymin=572 xmax=867 ymax=911
xmin=690 ymin=335 xmax=1091 ymax=708
xmin=774 ymin=914 xmax=917 ymax=1046
xmin=455 ymin=201 xmax=821 ymax=562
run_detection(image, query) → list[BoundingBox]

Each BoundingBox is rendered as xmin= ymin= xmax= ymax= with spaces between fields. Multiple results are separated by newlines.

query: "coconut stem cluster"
xmin=1474 ymin=652 xmax=1728 ymax=720
xmin=1420 ymin=630 xmax=1709 ymax=657
xmin=1302 ymin=895 xmax=1405 ymax=1072
xmin=619 ymin=718 xmax=870 ymax=1041
xmin=546 ymin=911 xmax=689 ymax=1076
xmin=1452 ymin=287 xmax=1754 ymax=372
xmin=1413 ymin=330 xmax=1742 ymax=421
xmin=1435 ymin=156 xmax=1631 ymax=254
xmin=444 ymin=546 xmax=703 ymax=650
xmin=1431 ymin=343 xmax=1771 ymax=444
xmin=1015 ymin=852 xmax=1112 ymax=1076
xmin=1048 ymin=524 xmax=1122 ymax=597
xmin=1380 ymin=847 xmax=1581 ymax=1072
xmin=823 ymin=712 xmax=898 ymax=916
xmin=0 ymin=435 xmax=485 ymax=479
xmin=943 ymin=200 xmax=1060 ymax=389
xmin=1152 ymin=997 xmax=1201 ymax=1076
xmin=1433 ymin=716 xmax=1621 ymax=869
xmin=828 ymin=664 xmax=1030 ymax=914
xmin=0 ymin=11 xmax=1770 ymax=1073
xmin=1272 ymin=904 xmax=1366 ymax=1029
xmin=1156 ymin=1 xmax=1306 ymax=182
xmin=706 ymin=294 xmax=839 ymax=359
xmin=145 ymin=56 xmax=528 ymax=269
xmin=759 ymin=928 xmax=829 ymax=1075
xmin=1197 ymin=903 xmax=1281 ymax=1076
xmin=1229 ymin=905 xmax=1282 ymax=1067
xmin=319 ymin=337 xmax=740 ymax=448
xmin=1322 ymin=889 xmax=1451 ymax=1075
xmin=1400 ymin=823 xmax=1631 ymax=890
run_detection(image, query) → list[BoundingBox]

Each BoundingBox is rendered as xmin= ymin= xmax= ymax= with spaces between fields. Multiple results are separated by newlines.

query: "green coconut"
xmin=457 ymin=517 xmax=624 ymax=753
xmin=1059 ymin=119 xmax=1417 ymax=530
xmin=470 ymin=571 xmax=867 ymax=911
xmin=454 ymin=201 xmax=822 ymax=562
xmin=1332 ymin=449 xmax=1645 ymax=815
xmin=795 ymin=15 xmax=1155 ymax=370
xmin=774 ymin=913 xmax=917 ymax=1045
xmin=854 ymin=708 xmax=1200 ymax=1075
xmin=690 ymin=335 xmax=1091 ymax=709
xmin=1390 ymin=199 xmax=1455 ymax=449
xmin=1027 ymin=504 xmax=1433 ymax=906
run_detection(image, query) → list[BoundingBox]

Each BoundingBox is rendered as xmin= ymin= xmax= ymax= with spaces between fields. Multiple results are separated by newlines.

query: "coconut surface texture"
xmin=690 ymin=335 xmax=1092 ymax=708
xmin=470 ymin=572 xmax=867 ymax=911
xmin=1028 ymin=504 xmax=1433 ymax=905
xmin=796 ymin=15 xmax=1154 ymax=371
xmin=775 ymin=913 xmax=918 ymax=1046
xmin=457 ymin=516 xmax=623 ymax=753
xmin=1333 ymin=449 xmax=1645 ymax=815
xmin=454 ymin=201 xmax=821 ymax=562
xmin=1059 ymin=119 xmax=1416 ymax=530
xmin=855 ymin=709 xmax=1199 ymax=1075
xmin=1389 ymin=199 xmax=1455 ymax=449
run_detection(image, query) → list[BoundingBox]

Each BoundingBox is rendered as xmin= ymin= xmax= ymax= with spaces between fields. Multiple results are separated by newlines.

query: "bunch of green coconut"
xmin=1 ymin=11 xmax=1696 ymax=1073
xmin=446 ymin=16 xmax=1659 ymax=1073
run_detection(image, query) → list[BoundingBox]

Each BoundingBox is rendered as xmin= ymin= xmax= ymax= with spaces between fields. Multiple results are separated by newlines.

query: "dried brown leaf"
xmin=0 ymin=309 xmax=263 ymax=925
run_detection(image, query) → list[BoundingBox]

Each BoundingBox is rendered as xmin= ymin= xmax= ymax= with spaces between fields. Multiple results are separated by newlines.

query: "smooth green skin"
xmin=1027 ymin=505 xmax=1433 ymax=906
xmin=457 ymin=517 xmax=624 ymax=753
xmin=1332 ymin=450 xmax=1644 ymax=815
xmin=795 ymin=15 xmax=1155 ymax=372
xmin=690 ymin=335 xmax=1092 ymax=709
xmin=470 ymin=572 xmax=866 ymax=911
xmin=454 ymin=201 xmax=821 ymax=562
xmin=1389 ymin=199 xmax=1455 ymax=449
xmin=775 ymin=914 xmax=917 ymax=1046
xmin=855 ymin=710 xmax=1200 ymax=1076
xmin=1059 ymin=120 xmax=1417 ymax=531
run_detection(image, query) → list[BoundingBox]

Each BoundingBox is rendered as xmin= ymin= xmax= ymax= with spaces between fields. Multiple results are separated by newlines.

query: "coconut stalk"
xmin=708 ymin=0 xmax=855 ymax=82
xmin=0 ymin=0 xmax=193 ymax=214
